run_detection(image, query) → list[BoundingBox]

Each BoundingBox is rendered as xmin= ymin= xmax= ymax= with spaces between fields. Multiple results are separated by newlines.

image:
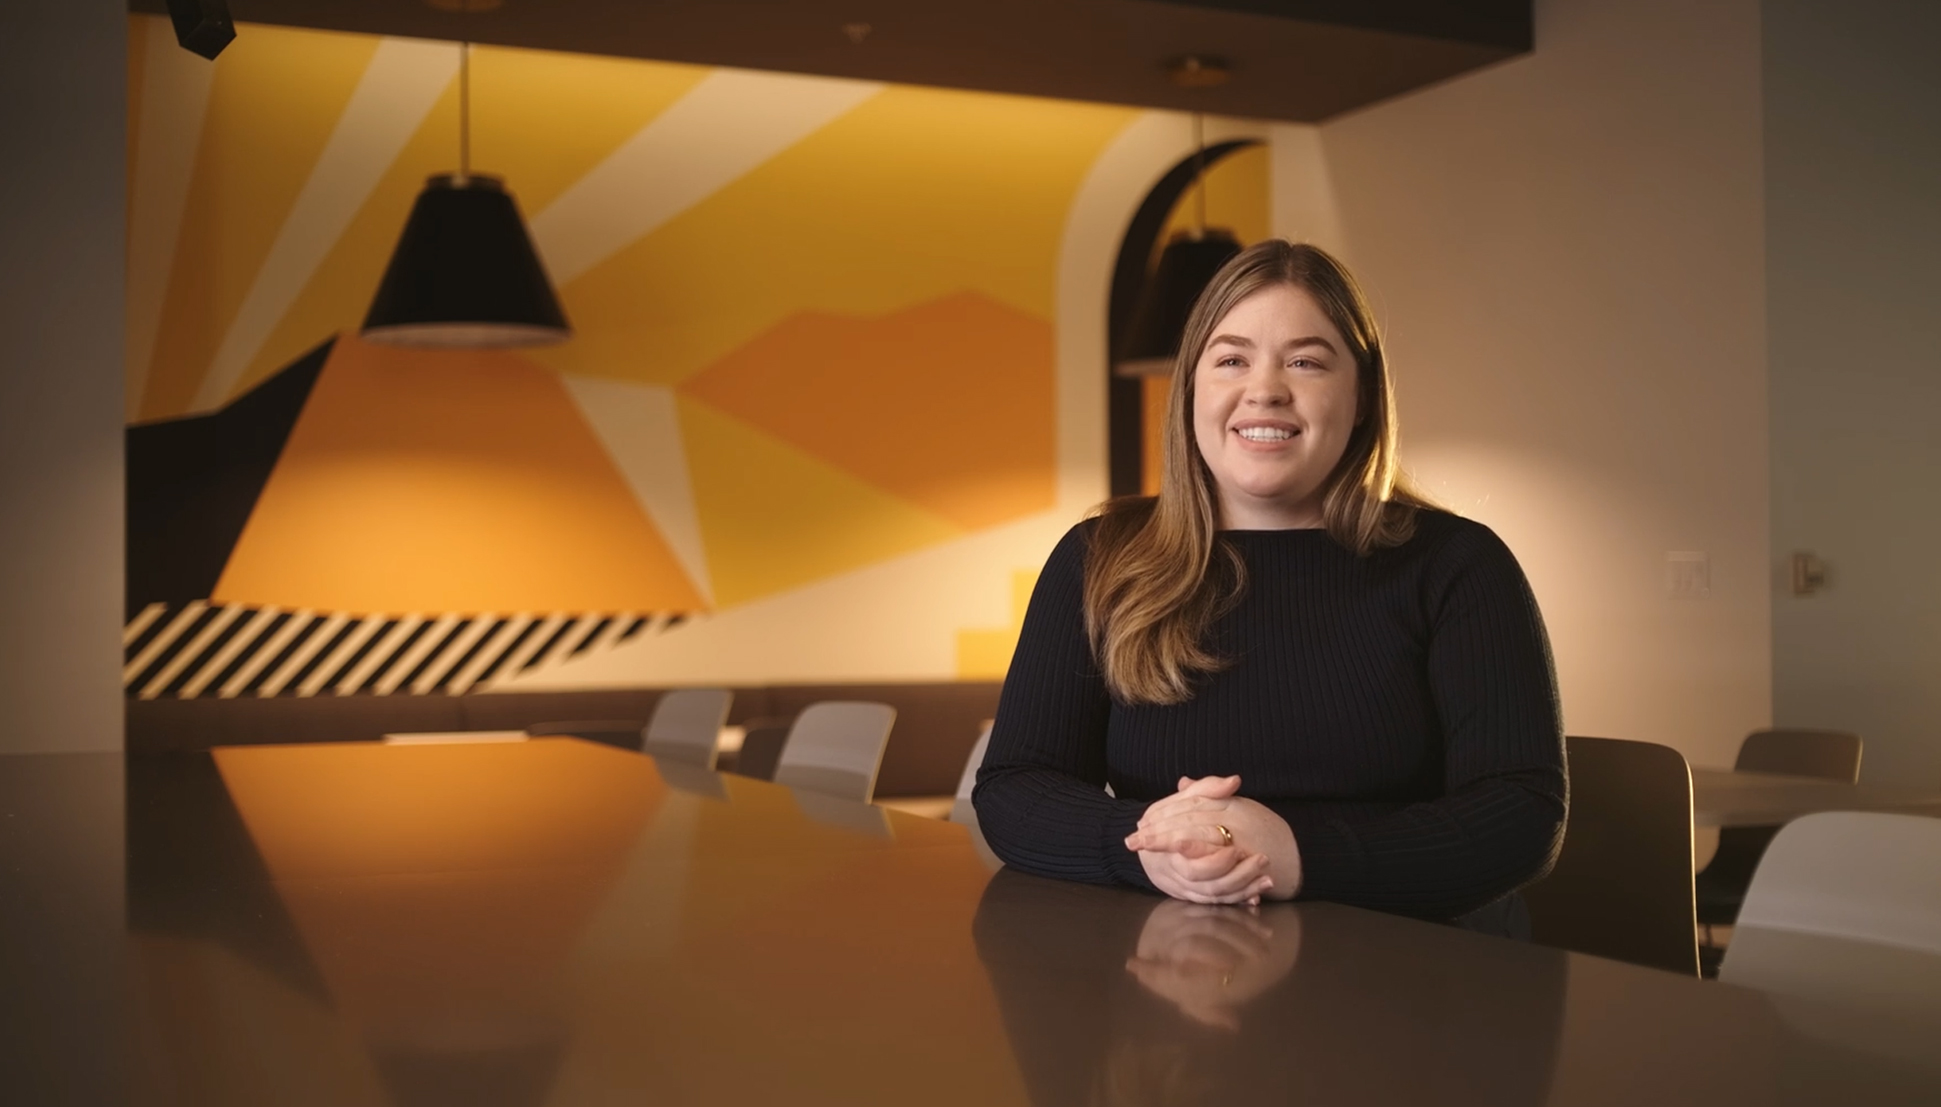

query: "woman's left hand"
xmin=1125 ymin=775 xmax=1303 ymax=901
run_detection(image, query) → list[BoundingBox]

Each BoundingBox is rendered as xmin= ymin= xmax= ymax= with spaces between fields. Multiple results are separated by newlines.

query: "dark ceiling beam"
xmin=1157 ymin=0 xmax=1533 ymax=51
xmin=130 ymin=0 xmax=1531 ymax=123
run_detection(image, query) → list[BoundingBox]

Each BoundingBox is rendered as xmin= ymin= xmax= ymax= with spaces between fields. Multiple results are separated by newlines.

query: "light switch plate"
xmin=1666 ymin=551 xmax=1710 ymax=597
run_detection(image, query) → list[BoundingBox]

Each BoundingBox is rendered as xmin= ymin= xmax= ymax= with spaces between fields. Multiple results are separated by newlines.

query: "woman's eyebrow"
xmin=1286 ymin=336 xmax=1339 ymax=354
xmin=1207 ymin=333 xmax=1253 ymax=348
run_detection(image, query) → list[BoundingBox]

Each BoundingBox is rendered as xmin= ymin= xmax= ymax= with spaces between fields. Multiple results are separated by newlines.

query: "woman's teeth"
xmin=1237 ymin=427 xmax=1294 ymax=442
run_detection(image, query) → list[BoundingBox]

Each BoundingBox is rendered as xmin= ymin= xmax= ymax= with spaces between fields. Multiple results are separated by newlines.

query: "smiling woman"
xmin=972 ymin=241 xmax=1568 ymax=929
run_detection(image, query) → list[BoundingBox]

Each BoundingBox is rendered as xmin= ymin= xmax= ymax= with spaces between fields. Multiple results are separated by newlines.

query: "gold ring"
xmin=1215 ymin=824 xmax=1233 ymax=848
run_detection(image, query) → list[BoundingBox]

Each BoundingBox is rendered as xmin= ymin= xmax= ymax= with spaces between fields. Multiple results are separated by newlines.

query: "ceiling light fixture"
xmin=361 ymin=42 xmax=571 ymax=348
xmin=1113 ymin=108 xmax=1243 ymax=378
xmin=1165 ymin=55 xmax=1231 ymax=89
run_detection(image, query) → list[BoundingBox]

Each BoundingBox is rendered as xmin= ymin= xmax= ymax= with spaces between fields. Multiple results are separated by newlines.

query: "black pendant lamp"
xmin=362 ymin=43 xmax=570 ymax=348
xmin=1113 ymin=114 xmax=1242 ymax=378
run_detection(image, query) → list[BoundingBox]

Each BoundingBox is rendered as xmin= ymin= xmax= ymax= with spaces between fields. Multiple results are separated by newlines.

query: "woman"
xmin=972 ymin=240 xmax=1565 ymax=922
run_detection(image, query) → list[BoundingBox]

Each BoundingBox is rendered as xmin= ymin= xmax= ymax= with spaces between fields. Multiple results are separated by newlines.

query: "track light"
xmin=165 ymin=0 xmax=236 ymax=60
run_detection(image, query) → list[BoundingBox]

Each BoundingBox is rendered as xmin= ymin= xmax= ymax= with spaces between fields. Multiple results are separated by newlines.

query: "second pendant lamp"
xmin=1114 ymin=115 xmax=1242 ymax=378
xmin=362 ymin=43 xmax=570 ymax=348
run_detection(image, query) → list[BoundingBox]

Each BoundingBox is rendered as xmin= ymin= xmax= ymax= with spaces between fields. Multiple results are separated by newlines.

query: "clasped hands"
xmin=1124 ymin=774 xmax=1301 ymax=906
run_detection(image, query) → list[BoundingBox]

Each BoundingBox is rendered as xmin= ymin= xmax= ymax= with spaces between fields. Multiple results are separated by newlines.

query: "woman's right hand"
xmin=1131 ymin=776 xmax=1275 ymax=904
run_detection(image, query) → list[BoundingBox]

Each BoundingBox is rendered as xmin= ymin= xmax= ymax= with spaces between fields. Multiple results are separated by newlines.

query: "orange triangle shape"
xmin=681 ymin=292 xmax=1056 ymax=532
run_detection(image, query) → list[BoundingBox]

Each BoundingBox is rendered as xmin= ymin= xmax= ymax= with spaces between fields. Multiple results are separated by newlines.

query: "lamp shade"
xmin=361 ymin=174 xmax=570 ymax=348
xmin=1112 ymin=228 xmax=1243 ymax=377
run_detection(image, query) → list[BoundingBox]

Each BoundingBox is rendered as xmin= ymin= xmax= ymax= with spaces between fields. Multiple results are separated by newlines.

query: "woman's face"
xmin=1191 ymin=283 xmax=1360 ymax=530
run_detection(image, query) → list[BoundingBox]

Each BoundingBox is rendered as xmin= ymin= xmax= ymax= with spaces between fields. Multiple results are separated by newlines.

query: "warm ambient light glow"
xmin=209 ymin=334 xmax=705 ymax=614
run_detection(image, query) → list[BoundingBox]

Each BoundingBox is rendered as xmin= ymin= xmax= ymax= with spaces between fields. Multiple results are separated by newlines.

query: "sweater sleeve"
xmin=1265 ymin=522 xmax=1567 ymax=919
xmin=972 ymin=523 xmax=1156 ymax=889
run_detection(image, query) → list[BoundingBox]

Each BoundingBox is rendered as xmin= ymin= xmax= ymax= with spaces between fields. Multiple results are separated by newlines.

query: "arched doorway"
xmin=1107 ymin=139 xmax=1263 ymax=497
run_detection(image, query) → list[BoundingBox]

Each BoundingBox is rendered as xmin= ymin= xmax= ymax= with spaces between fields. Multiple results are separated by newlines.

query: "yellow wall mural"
xmin=123 ymin=15 xmax=1275 ymax=694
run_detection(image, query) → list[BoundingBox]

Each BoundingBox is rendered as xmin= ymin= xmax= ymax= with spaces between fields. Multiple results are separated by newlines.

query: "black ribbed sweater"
xmin=972 ymin=509 xmax=1566 ymax=921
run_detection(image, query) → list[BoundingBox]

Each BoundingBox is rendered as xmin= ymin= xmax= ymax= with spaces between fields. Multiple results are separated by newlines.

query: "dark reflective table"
xmin=3 ymin=739 xmax=1936 ymax=1105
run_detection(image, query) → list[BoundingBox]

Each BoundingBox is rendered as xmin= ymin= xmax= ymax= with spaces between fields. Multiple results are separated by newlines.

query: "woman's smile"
xmin=1232 ymin=420 xmax=1299 ymax=444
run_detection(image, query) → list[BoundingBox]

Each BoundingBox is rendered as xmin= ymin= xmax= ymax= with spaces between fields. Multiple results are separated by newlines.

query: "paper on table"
xmin=381 ymin=730 xmax=530 ymax=745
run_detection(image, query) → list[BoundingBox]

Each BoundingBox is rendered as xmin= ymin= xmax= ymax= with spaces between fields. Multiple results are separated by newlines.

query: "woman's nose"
xmin=1242 ymin=369 xmax=1291 ymax=405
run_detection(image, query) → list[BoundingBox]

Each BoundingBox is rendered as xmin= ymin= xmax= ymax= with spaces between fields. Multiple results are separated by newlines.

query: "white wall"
xmin=1766 ymin=0 xmax=1941 ymax=787
xmin=1288 ymin=0 xmax=1771 ymax=771
xmin=0 ymin=3 xmax=127 ymax=753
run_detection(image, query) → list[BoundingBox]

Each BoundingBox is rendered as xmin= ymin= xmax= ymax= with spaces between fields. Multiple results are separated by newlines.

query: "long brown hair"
xmin=1084 ymin=240 xmax=1426 ymax=705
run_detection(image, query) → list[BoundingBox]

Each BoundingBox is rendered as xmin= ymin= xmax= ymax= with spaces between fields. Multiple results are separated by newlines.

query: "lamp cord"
xmin=458 ymin=41 xmax=470 ymax=183
xmin=1191 ymin=112 xmax=1210 ymax=238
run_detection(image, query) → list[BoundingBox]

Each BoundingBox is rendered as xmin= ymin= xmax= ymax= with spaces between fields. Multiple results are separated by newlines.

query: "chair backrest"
xmin=772 ymin=701 xmax=896 ymax=803
xmin=1731 ymin=811 xmax=1941 ymax=955
xmin=949 ymin=722 xmax=994 ymax=825
xmin=642 ymin=688 xmax=734 ymax=769
xmin=1720 ymin=813 xmax=1941 ymax=1008
xmin=1523 ymin=735 xmax=1698 ymax=975
xmin=1734 ymin=728 xmax=1862 ymax=783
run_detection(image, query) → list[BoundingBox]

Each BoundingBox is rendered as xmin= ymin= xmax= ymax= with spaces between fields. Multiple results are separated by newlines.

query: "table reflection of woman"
xmin=973 ymin=241 xmax=1566 ymax=927
xmin=1123 ymin=900 xmax=1302 ymax=1032
xmin=971 ymin=871 xmax=1566 ymax=1107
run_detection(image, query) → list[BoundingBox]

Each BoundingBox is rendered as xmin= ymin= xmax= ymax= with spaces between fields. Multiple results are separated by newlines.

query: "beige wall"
xmin=1290 ymin=0 xmax=1772 ymax=770
xmin=1766 ymin=0 xmax=1941 ymax=787
xmin=0 ymin=2 xmax=127 ymax=753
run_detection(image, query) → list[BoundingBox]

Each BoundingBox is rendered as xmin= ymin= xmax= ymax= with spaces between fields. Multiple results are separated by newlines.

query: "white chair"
xmin=772 ymin=701 xmax=896 ymax=803
xmin=949 ymin=721 xmax=994 ymax=825
xmin=1721 ymin=812 xmax=1941 ymax=1014
xmin=641 ymin=688 xmax=734 ymax=769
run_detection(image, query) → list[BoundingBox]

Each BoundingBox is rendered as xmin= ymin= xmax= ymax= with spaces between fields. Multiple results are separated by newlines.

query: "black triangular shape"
xmin=126 ymin=337 xmax=334 ymax=616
